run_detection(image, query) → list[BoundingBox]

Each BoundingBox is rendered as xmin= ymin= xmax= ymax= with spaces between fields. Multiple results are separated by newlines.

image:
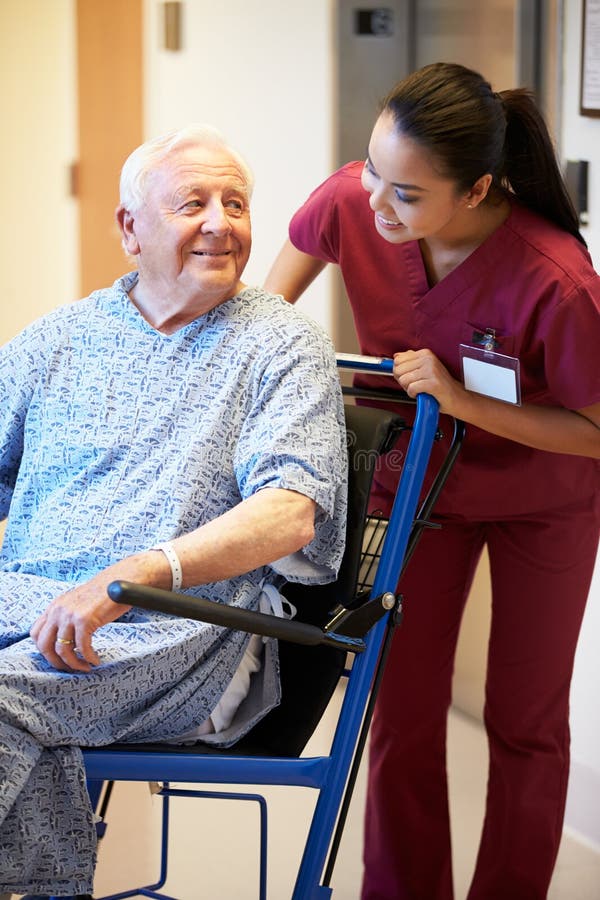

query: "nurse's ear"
xmin=116 ymin=205 xmax=141 ymax=256
xmin=465 ymin=174 xmax=493 ymax=210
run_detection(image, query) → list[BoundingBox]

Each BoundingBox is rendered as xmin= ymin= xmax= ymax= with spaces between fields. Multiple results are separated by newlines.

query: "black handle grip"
xmin=108 ymin=580 xmax=365 ymax=653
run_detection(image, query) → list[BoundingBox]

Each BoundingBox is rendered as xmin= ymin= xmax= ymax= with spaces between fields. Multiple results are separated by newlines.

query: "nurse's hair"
xmin=381 ymin=62 xmax=584 ymax=245
xmin=119 ymin=123 xmax=254 ymax=212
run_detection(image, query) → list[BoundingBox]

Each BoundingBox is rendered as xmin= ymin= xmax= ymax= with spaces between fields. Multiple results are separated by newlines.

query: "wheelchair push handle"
xmin=335 ymin=352 xmax=394 ymax=374
xmin=336 ymin=352 xmax=440 ymax=422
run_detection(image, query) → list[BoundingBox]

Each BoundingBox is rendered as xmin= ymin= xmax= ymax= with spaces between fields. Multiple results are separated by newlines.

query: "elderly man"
xmin=0 ymin=125 xmax=347 ymax=897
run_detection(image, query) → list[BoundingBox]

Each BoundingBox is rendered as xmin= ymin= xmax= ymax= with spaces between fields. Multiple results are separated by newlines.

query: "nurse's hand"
xmin=394 ymin=351 xmax=600 ymax=459
xmin=393 ymin=349 xmax=464 ymax=414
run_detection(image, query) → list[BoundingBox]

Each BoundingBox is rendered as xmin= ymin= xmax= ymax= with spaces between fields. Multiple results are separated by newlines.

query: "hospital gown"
xmin=0 ymin=273 xmax=347 ymax=895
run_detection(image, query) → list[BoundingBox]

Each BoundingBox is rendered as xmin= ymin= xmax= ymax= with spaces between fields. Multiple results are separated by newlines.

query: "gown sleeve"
xmin=0 ymin=323 xmax=47 ymax=520
xmin=233 ymin=314 xmax=347 ymax=583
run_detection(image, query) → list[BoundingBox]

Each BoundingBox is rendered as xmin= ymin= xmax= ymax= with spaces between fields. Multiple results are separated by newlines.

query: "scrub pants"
xmin=361 ymin=494 xmax=599 ymax=900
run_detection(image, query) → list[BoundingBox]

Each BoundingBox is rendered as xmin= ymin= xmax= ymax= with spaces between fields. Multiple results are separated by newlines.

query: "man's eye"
xmin=183 ymin=200 xmax=202 ymax=209
xmin=225 ymin=199 xmax=244 ymax=211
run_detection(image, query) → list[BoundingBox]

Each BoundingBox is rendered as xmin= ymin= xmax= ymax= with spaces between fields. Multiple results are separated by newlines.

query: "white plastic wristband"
xmin=151 ymin=541 xmax=183 ymax=592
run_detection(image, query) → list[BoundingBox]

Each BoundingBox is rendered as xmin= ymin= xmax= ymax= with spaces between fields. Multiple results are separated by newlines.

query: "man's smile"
xmin=191 ymin=249 xmax=232 ymax=256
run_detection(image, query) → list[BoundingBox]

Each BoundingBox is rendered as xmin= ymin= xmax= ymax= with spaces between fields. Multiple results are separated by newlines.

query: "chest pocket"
xmin=461 ymin=321 xmax=517 ymax=356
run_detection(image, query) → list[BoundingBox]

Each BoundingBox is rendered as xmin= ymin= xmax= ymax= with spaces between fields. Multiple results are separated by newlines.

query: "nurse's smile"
xmin=375 ymin=214 xmax=405 ymax=230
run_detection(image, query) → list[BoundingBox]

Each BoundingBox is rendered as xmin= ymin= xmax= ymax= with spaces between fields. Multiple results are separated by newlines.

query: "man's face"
xmin=122 ymin=143 xmax=252 ymax=315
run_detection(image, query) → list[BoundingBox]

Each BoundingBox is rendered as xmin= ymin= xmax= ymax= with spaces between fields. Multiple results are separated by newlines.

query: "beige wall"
xmin=1 ymin=0 xmax=598 ymax=846
xmin=0 ymin=0 xmax=76 ymax=545
xmin=559 ymin=0 xmax=600 ymax=847
xmin=452 ymin=552 xmax=491 ymax=719
xmin=143 ymin=0 xmax=335 ymax=334
xmin=0 ymin=0 xmax=78 ymax=344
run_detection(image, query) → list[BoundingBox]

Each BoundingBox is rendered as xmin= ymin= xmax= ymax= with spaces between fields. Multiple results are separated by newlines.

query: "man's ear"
xmin=116 ymin=205 xmax=141 ymax=256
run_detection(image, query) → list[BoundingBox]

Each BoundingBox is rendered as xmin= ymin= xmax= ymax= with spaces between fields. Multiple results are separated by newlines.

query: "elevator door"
xmin=333 ymin=0 xmax=561 ymax=719
xmin=333 ymin=0 xmax=560 ymax=352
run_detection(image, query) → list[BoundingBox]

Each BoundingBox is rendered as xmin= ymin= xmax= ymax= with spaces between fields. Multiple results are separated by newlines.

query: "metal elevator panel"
xmin=336 ymin=1 xmax=414 ymax=166
xmin=332 ymin=0 xmax=564 ymax=724
xmin=335 ymin=0 xmax=559 ymax=172
xmin=331 ymin=0 xmax=562 ymax=352
xmin=334 ymin=1 xmax=414 ymax=352
xmin=414 ymin=0 xmax=517 ymax=88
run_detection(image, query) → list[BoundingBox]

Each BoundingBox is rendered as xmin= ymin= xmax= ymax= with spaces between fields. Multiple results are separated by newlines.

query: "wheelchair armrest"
xmin=108 ymin=580 xmax=366 ymax=653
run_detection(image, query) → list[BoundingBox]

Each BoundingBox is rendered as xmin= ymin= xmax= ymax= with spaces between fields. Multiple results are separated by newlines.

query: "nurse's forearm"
xmin=265 ymin=240 xmax=327 ymax=302
xmin=393 ymin=348 xmax=600 ymax=459
xmin=454 ymin=390 xmax=600 ymax=459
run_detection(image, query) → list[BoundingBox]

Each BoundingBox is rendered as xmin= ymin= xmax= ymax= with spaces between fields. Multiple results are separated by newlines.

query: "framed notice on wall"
xmin=581 ymin=0 xmax=600 ymax=115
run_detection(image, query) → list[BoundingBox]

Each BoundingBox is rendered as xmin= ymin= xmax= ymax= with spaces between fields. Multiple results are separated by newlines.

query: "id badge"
xmin=459 ymin=344 xmax=521 ymax=405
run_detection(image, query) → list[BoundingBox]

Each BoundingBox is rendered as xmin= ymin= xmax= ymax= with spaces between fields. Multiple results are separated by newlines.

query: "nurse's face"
xmin=361 ymin=112 xmax=472 ymax=245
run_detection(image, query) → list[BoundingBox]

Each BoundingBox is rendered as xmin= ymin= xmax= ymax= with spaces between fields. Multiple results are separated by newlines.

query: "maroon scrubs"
xmin=290 ymin=162 xmax=600 ymax=900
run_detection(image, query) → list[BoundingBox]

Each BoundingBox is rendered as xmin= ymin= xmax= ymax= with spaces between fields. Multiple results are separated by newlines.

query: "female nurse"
xmin=265 ymin=62 xmax=600 ymax=900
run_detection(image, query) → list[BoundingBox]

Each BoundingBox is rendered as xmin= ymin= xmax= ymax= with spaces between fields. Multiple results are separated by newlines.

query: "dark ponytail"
xmin=499 ymin=89 xmax=584 ymax=243
xmin=382 ymin=62 xmax=585 ymax=245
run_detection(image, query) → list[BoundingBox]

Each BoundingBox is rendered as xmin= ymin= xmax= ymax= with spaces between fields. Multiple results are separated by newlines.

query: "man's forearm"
xmin=156 ymin=487 xmax=316 ymax=588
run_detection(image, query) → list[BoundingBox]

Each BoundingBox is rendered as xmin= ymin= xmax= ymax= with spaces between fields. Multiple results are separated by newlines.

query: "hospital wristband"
xmin=151 ymin=541 xmax=183 ymax=592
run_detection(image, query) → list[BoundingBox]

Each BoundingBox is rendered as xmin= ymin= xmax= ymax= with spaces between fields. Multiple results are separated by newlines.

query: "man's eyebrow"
xmin=172 ymin=180 xmax=248 ymax=200
xmin=365 ymin=154 xmax=427 ymax=192
xmin=171 ymin=185 xmax=199 ymax=202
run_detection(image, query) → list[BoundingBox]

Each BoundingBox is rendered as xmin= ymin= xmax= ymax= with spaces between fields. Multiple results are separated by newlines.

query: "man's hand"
xmin=29 ymin=553 xmax=170 ymax=672
xmin=29 ymin=488 xmax=317 ymax=672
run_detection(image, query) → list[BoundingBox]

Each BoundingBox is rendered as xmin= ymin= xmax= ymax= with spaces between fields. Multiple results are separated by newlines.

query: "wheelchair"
xmin=79 ymin=356 xmax=463 ymax=900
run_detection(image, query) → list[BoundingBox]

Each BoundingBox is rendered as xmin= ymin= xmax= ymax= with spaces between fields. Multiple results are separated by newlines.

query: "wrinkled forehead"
xmin=148 ymin=143 xmax=250 ymax=199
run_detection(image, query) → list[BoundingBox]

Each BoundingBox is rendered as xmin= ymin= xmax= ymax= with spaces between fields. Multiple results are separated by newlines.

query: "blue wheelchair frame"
xmin=80 ymin=358 xmax=462 ymax=900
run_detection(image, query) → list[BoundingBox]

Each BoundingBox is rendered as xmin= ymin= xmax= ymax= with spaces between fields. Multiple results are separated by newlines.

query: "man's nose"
xmin=201 ymin=201 xmax=232 ymax=235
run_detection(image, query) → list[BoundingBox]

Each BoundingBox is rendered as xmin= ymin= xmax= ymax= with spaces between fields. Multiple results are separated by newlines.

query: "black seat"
xmin=83 ymin=394 xmax=451 ymax=900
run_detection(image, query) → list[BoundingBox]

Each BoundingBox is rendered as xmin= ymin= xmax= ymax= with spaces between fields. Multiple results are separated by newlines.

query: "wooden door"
xmin=77 ymin=0 xmax=143 ymax=296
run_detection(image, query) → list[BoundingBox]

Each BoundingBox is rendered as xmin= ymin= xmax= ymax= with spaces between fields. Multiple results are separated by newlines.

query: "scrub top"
xmin=289 ymin=161 xmax=600 ymax=519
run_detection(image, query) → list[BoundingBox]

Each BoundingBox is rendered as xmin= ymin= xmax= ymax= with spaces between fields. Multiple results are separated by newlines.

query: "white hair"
xmin=119 ymin=124 xmax=254 ymax=211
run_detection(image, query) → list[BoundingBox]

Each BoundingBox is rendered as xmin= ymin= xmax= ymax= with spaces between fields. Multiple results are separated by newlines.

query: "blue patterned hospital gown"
xmin=0 ymin=272 xmax=347 ymax=895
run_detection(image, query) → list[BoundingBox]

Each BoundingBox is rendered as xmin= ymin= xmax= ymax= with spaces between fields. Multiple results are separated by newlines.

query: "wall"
xmin=560 ymin=0 xmax=600 ymax=849
xmin=1 ymin=0 xmax=598 ymax=850
xmin=142 ymin=1 xmax=600 ymax=847
xmin=0 ymin=0 xmax=78 ymax=344
xmin=143 ymin=0 xmax=335 ymax=333
xmin=452 ymin=1 xmax=600 ymax=848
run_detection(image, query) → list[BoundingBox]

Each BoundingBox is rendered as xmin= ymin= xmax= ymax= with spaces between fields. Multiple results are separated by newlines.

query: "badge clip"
xmin=472 ymin=328 xmax=499 ymax=352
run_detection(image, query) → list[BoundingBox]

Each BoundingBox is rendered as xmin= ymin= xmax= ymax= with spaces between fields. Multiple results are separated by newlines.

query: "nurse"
xmin=266 ymin=62 xmax=600 ymax=900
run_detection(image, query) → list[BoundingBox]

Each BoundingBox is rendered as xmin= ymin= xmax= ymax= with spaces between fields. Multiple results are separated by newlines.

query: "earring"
xmin=467 ymin=203 xmax=473 ymax=209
